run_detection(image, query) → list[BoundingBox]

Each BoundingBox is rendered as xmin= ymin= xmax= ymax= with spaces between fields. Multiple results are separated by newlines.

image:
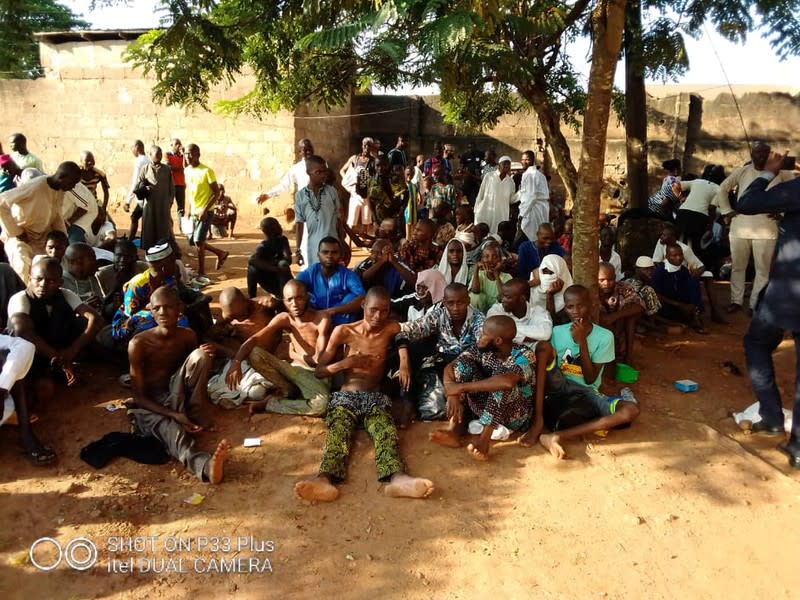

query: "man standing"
xmin=294 ymin=155 xmax=343 ymax=268
xmin=517 ymin=150 xmax=550 ymax=242
xmin=8 ymin=134 xmax=43 ymax=172
xmin=123 ymin=140 xmax=150 ymax=240
xmin=259 ymin=138 xmax=315 ymax=203
xmin=0 ymin=161 xmax=79 ymax=282
xmin=79 ymin=151 xmax=110 ymax=210
xmin=739 ymin=150 xmax=800 ymax=467
xmin=185 ymin=143 xmax=228 ymax=275
xmin=474 ymin=155 xmax=515 ymax=234
xmin=165 ymin=138 xmax=186 ymax=218
xmin=387 ymin=135 xmax=408 ymax=169
xmin=296 ymin=237 xmax=365 ymax=326
xmin=715 ymin=142 xmax=794 ymax=314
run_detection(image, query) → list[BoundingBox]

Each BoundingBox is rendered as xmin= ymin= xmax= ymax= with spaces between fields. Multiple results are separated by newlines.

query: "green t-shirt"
xmin=550 ymin=322 xmax=614 ymax=389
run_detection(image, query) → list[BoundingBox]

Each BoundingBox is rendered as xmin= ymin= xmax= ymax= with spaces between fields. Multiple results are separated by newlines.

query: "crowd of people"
xmin=0 ymin=129 xmax=798 ymax=496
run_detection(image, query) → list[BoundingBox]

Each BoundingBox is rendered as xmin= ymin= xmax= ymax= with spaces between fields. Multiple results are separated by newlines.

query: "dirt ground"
xmin=1 ymin=213 xmax=799 ymax=599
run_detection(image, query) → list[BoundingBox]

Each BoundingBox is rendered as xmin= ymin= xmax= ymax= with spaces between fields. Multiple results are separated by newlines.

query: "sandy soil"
xmin=1 ymin=214 xmax=799 ymax=599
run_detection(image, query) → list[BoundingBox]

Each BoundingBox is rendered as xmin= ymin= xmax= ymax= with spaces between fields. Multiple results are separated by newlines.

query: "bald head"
xmin=481 ymin=315 xmax=517 ymax=350
xmin=52 ymin=161 xmax=82 ymax=191
xmin=219 ymin=287 xmax=249 ymax=320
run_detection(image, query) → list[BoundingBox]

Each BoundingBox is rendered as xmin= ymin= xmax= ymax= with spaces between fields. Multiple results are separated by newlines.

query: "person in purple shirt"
xmin=296 ymin=237 xmax=365 ymax=325
xmin=516 ymin=223 xmax=565 ymax=278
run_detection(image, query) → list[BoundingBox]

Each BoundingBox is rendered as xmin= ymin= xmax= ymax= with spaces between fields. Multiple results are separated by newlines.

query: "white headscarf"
xmin=438 ymin=238 xmax=469 ymax=284
xmin=531 ymin=254 xmax=573 ymax=313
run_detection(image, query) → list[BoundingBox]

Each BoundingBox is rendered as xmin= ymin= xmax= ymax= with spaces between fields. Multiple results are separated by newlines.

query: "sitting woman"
xmin=649 ymin=243 xmax=707 ymax=334
xmin=469 ymin=241 xmax=512 ymax=313
xmin=437 ymin=238 xmax=470 ymax=285
xmin=529 ymin=254 xmax=573 ymax=323
xmin=391 ymin=268 xmax=446 ymax=322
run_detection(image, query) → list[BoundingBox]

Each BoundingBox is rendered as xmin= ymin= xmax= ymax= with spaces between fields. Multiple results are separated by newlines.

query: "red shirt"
xmin=166 ymin=152 xmax=185 ymax=186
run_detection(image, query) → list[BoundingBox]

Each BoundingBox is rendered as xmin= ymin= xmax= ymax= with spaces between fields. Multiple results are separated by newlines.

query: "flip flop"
xmin=216 ymin=251 xmax=230 ymax=270
xmin=23 ymin=446 xmax=57 ymax=466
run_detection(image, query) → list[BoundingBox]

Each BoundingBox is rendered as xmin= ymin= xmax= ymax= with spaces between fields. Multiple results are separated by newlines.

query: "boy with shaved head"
xmin=533 ymin=285 xmax=640 ymax=459
xmin=295 ymin=286 xmax=433 ymax=502
xmin=433 ymin=315 xmax=544 ymax=460
xmin=128 ymin=286 xmax=229 ymax=482
xmin=227 ymin=279 xmax=331 ymax=416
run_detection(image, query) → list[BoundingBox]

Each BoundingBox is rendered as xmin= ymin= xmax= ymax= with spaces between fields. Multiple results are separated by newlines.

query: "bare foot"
xmin=216 ymin=251 xmax=229 ymax=270
xmin=384 ymin=473 xmax=434 ymax=499
xmin=398 ymin=400 xmax=418 ymax=430
xmin=429 ymin=429 xmax=461 ymax=448
xmin=539 ymin=433 xmax=566 ymax=459
xmin=206 ymin=439 xmax=230 ymax=484
xmin=295 ymin=476 xmax=339 ymax=502
xmin=467 ymin=442 xmax=489 ymax=461
xmin=518 ymin=429 xmax=539 ymax=448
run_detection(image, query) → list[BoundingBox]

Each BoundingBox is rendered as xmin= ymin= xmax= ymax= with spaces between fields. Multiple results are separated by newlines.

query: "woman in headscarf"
xmin=391 ymin=268 xmax=446 ymax=322
xmin=530 ymin=254 xmax=573 ymax=322
xmin=437 ymin=238 xmax=469 ymax=284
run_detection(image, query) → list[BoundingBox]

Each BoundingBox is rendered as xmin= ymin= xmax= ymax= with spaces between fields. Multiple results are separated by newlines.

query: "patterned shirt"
xmin=624 ymin=277 xmax=662 ymax=316
xmin=433 ymin=222 xmax=456 ymax=248
xmin=367 ymin=175 xmax=407 ymax=222
xmin=399 ymin=240 xmax=442 ymax=272
xmin=428 ymin=183 xmax=458 ymax=211
xmin=111 ymin=271 xmax=188 ymax=340
xmin=599 ymin=280 xmax=646 ymax=314
xmin=399 ymin=303 xmax=484 ymax=363
xmin=647 ymin=175 xmax=681 ymax=219
xmin=80 ymin=166 xmax=108 ymax=199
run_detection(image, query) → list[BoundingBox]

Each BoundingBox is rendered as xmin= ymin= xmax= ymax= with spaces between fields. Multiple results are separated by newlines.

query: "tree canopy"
xmin=0 ymin=0 xmax=89 ymax=79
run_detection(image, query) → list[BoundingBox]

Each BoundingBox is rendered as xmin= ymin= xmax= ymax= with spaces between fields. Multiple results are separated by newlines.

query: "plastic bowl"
xmin=615 ymin=362 xmax=639 ymax=384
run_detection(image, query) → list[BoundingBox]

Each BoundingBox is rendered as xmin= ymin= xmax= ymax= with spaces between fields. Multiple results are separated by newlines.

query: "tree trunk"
xmin=521 ymin=82 xmax=579 ymax=210
xmin=572 ymin=0 xmax=626 ymax=299
xmin=624 ymin=0 xmax=648 ymax=210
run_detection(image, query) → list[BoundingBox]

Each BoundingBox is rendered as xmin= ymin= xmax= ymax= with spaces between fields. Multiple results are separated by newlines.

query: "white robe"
xmin=517 ymin=166 xmax=550 ymax=240
xmin=473 ymin=170 xmax=516 ymax=234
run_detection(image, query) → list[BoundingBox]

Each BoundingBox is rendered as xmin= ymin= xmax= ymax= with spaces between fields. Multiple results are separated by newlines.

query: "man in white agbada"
xmin=0 ymin=162 xmax=80 ymax=283
xmin=259 ymin=138 xmax=314 ymax=202
xmin=517 ymin=150 xmax=550 ymax=241
xmin=473 ymin=155 xmax=515 ymax=234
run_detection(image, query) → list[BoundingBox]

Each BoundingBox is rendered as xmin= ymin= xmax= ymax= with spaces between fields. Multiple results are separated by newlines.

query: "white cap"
xmin=635 ymin=256 xmax=655 ymax=268
xmin=498 ymin=155 xmax=512 ymax=163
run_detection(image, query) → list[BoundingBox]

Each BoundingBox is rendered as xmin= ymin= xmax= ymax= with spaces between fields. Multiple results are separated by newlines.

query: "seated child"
xmin=247 ymin=217 xmax=291 ymax=299
xmin=453 ymin=205 xmax=476 ymax=248
xmin=597 ymin=262 xmax=645 ymax=364
xmin=211 ymin=184 xmax=237 ymax=239
xmin=355 ymin=239 xmax=416 ymax=298
xmin=438 ymin=238 xmax=470 ymax=284
xmin=62 ymin=242 xmax=104 ymax=313
xmin=399 ymin=219 xmax=442 ymax=272
xmin=530 ymin=284 xmax=640 ymax=459
xmin=128 ymin=286 xmax=229 ymax=482
xmin=9 ymin=258 xmax=102 ymax=390
xmin=649 ymin=243 xmax=707 ymax=333
xmin=227 ymin=280 xmax=331 ymax=416
xmin=432 ymin=202 xmax=456 ymax=248
xmin=598 ymin=227 xmax=623 ymax=279
xmin=432 ymin=315 xmax=545 ymax=460
xmin=96 ymin=239 xmax=148 ymax=322
xmin=294 ymin=287 xmax=434 ymax=502
xmin=469 ymin=241 xmax=512 ymax=313
xmin=623 ymin=256 xmax=662 ymax=331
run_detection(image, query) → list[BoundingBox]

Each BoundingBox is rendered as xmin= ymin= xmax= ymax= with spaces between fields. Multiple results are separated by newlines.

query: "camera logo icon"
xmin=29 ymin=537 xmax=98 ymax=571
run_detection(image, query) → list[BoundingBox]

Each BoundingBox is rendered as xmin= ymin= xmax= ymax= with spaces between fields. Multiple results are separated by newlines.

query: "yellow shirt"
xmin=185 ymin=163 xmax=217 ymax=216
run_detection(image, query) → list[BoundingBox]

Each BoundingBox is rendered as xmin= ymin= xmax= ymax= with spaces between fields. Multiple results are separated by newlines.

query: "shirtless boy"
xmin=215 ymin=287 xmax=275 ymax=343
xmin=227 ymin=280 xmax=331 ymax=416
xmin=294 ymin=286 xmax=434 ymax=501
xmin=128 ymin=286 xmax=229 ymax=483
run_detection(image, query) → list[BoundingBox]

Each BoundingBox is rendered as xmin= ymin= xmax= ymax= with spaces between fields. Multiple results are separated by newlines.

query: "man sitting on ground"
xmin=487 ymin=278 xmax=553 ymax=350
xmin=9 ymin=259 xmax=102 ymax=390
xmin=128 ymin=286 xmax=229 ymax=482
xmin=247 ymin=217 xmax=292 ymax=299
xmin=650 ymin=243 xmax=708 ymax=333
xmin=62 ymin=242 xmax=103 ymax=313
xmin=597 ymin=262 xmax=644 ymax=365
xmin=399 ymin=219 xmax=442 ymax=272
xmin=294 ymin=287 xmax=434 ymax=502
xmin=432 ymin=315 xmax=544 ymax=460
xmin=355 ymin=239 xmax=416 ymax=299
xmin=623 ymin=256 xmax=661 ymax=324
xmin=96 ymin=239 xmax=147 ymax=322
xmin=534 ymin=285 xmax=640 ymax=459
xmin=296 ymin=237 xmax=365 ymax=326
xmin=227 ymin=280 xmax=331 ymax=416
xmin=516 ymin=223 xmax=565 ymax=279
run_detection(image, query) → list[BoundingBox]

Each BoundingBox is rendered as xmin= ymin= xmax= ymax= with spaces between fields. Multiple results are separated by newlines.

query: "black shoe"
xmin=751 ymin=421 xmax=785 ymax=436
xmin=777 ymin=442 xmax=800 ymax=469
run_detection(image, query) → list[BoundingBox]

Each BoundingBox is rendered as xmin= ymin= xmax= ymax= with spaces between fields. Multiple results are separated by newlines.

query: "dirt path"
xmin=1 ymin=219 xmax=799 ymax=599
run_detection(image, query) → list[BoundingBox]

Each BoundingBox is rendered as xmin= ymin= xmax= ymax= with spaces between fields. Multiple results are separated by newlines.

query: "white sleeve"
xmin=0 ymin=335 xmax=35 ymax=390
xmin=682 ymin=243 xmax=704 ymax=270
xmin=516 ymin=306 xmax=553 ymax=342
xmin=652 ymin=242 xmax=664 ymax=263
xmin=7 ymin=291 xmax=30 ymax=318
xmin=61 ymin=288 xmax=85 ymax=310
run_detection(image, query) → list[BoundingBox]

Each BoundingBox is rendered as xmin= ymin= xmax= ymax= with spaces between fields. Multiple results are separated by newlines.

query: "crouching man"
xmin=127 ymin=286 xmax=229 ymax=483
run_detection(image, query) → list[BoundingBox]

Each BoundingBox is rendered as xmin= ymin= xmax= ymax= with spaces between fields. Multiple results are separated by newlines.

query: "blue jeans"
xmin=744 ymin=315 xmax=800 ymax=442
